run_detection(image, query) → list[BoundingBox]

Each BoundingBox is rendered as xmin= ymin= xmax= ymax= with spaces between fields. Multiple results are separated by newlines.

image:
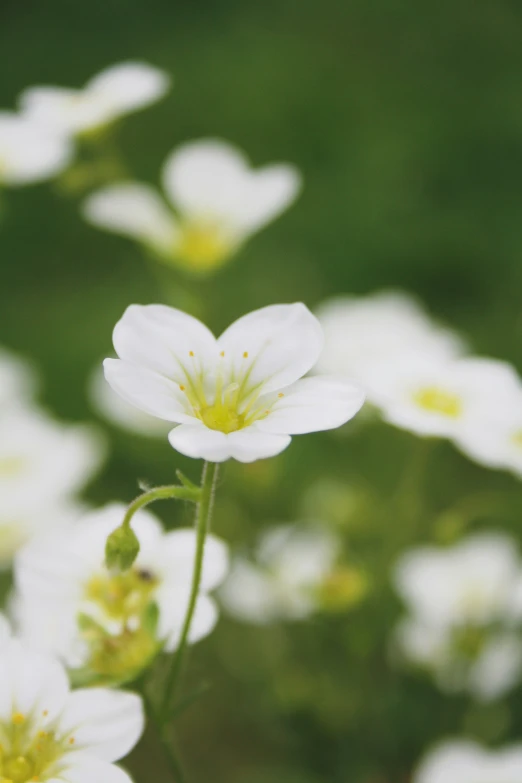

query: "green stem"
xmin=122 ymin=484 xmax=201 ymax=531
xmin=159 ymin=461 xmax=219 ymax=722
xmin=141 ymin=685 xmax=187 ymax=783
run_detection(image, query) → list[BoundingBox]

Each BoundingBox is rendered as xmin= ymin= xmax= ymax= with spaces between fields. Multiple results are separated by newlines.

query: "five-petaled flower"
xmin=83 ymin=139 xmax=301 ymax=272
xmin=103 ymin=302 xmax=365 ymax=462
xmin=0 ymin=638 xmax=143 ymax=782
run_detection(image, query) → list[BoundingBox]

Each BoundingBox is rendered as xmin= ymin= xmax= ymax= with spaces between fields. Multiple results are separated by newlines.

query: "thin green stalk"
xmin=159 ymin=461 xmax=219 ymax=722
xmin=122 ymin=483 xmax=201 ymax=531
xmin=141 ymin=685 xmax=187 ymax=783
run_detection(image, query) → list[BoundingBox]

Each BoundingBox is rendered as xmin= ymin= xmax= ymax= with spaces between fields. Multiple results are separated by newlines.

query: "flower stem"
xmin=122 ymin=483 xmax=202 ymax=532
xmin=159 ymin=461 xmax=219 ymax=723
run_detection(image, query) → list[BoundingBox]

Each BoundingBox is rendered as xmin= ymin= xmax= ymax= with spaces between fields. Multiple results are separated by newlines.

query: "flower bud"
xmin=105 ymin=524 xmax=140 ymax=571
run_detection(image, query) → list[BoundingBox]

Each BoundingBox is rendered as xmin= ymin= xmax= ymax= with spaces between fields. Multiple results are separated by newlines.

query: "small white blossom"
xmin=0 ymin=347 xmax=38 ymax=407
xmin=220 ymin=523 xmax=365 ymax=623
xmin=0 ymin=639 xmax=143 ymax=783
xmin=393 ymin=534 xmax=522 ymax=699
xmin=315 ymin=290 xmax=464 ymax=397
xmin=414 ymin=741 xmax=522 ymax=783
xmin=0 ymin=406 xmax=105 ymax=566
xmin=103 ymin=302 xmax=364 ymax=463
xmin=19 ymin=61 xmax=170 ymax=137
xmin=82 ymin=139 xmax=301 ymax=271
xmin=15 ymin=503 xmax=229 ymax=684
xmin=0 ymin=112 xmax=72 ymax=186
xmin=88 ymin=363 xmax=170 ymax=438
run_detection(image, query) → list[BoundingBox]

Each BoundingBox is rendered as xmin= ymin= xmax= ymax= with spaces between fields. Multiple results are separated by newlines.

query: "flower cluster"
xmin=393 ymin=533 xmax=522 ymax=700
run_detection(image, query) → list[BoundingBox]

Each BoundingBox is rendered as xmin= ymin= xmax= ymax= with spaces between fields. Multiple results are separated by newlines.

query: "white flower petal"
xmin=0 ymin=112 xmax=72 ymax=185
xmin=87 ymin=61 xmax=170 ymax=113
xmin=218 ymin=303 xmax=323 ymax=394
xmin=20 ymin=87 xmax=112 ymax=134
xmin=111 ymin=303 xmax=217 ymax=381
xmin=55 ymin=754 xmax=133 ymax=783
xmin=168 ymin=422 xmax=290 ymax=462
xmin=468 ymin=635 xmax=522 ymax=701
xmin=414 ymin=741 xmax=522 ymax=783
xmin=159 ymin=591 xmax=219 ymax=650
xmin=103 ymin=359 xmax=193 ymax=423
xmin=82 ymin=184 xmax=177 ymax=253
xmin=56 ymin=688 xmax=144 ymax=762
xmin=222 ymin=164 xmax=301 ymax=233
xmin=257 ymin=376 xmax=365 ymax=434
xmin=219 ymin=560 xmax=280 ymax=625
xmin=0 ymin=640 xmax=69 ymax=723
xmin=158 ymin=529 xmax=229 ymax=591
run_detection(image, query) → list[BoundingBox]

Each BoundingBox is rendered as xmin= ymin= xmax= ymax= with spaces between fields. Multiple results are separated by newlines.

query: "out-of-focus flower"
xmin=82 ymin=139 xmax=301 ymax=272
xmin=88 ymin=363 xmax=170 ymax=437
xmin=220 ymin=523 xmax=366 ymax=623
xmin=413 ymin=741 xmax=522 ymax=783
xmin=367 ymin=355 xmax=519 ymax=440
xmin=0 ymin=112 xmax=72 ymax=186
xmin=315 ymin=291 xmax=464 ymax=396
xmin=103 ymin=303 xmax=365 ymax=462
xmin=0 ymin=639 xmax=143 ymax=783
xmin=15 ymin=503 xmax=229 ymax=685
xmin=0 ymin=407 xmax=105 ymax=566
xmin=0 ymin=347 xmax=38 ymax=407
xmin=393 ymin=533 xmax=522 ymax=699
xmin=19 ymin=62 xmax=170 ymax=137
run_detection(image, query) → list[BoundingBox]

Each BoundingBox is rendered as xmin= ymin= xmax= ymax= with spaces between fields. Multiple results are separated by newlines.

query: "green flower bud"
xmin=105 ymin=524 xmax=140 ymax=572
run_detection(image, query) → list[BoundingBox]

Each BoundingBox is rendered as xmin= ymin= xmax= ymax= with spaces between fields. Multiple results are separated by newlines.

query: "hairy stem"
xmin=122 ymin=483 xmax=201 ymax=531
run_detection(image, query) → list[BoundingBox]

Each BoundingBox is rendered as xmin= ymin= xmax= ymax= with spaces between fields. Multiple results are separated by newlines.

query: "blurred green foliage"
xmin=2 ymin=1 xmax=522 ymax=781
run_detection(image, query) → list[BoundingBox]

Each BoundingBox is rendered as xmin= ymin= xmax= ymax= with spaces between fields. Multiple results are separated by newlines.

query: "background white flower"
xmin=219 ymin=523 xmax=341 ymax=623
xmin=19 ymin=61 xmax=171 ymax=137
xmin=314 ymin=290 xmax=465 ymax=396
xmin=15 ymin=503 xmax=229 ymax=683
xmin=83 ymin=139 xmax=301 ymax=271
xmin=103 ymin=302 xmax=365 ymax=462
xmin=0 ymin=346 xmax=38 ymax=407
xmin=0 ymin=639 xmax=143 ymax=783
xmin=413 ymin=740 xmax=522 ymax=783
xmin=393 ymin=533 xmax=522 ymax=699
xmin=0 ymin=112 xmax=72 ymax=186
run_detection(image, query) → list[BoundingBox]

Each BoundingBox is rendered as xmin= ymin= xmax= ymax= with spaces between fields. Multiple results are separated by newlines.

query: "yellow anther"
xmin=37 ymin=731 xmax=47 ymax=738
xmin=11 ymin=713 xmax=25 ymax=725
xmin=278 ymin=393 xmax=284 ymax=398
xmin=189 ymin=351 xmax=194 ymax=357
xmin=42 ymin=710 xmax=48 ymax=717
xmin=243 ymin=351 xmax=248 ymax=358
xmin=179 ymin=385 xmax=185 ymax=391
xmin=220 ymin=351 xmax=225 ymax=357
xmin=68 ymin=737 xmax=75 ymax=745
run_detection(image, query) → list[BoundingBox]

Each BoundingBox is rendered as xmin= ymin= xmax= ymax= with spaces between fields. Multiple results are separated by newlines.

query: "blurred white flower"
xmin=220 ymin=523 xmax=365 ymax=623
xmin=0 ymin=346 xmax=38 ymax=407
xmin=0 ymin=112 xmax=72 ymax=186
xmin=0 ymin=406 xmax=105 ymax=566
xmin=414 ymin=741 xmax=522 ymax=783
xmin=103 ymin=302 xmax=365 ymax=462
xmin=393 ymin=533 xmax=522 ymax=699
xmin=367 ymin=355 xmax=519 ymax=441
xmin=315 ymin=291 xmax=464 ymax=396
xmin=19 ymin=61 xmax=170 ymax=137
xmin=15 ymin=503 xmax=229 ymax=684
xmin=82 ymin=139 xmax=301 ymax=271
xmin=88 ymin=363 xmax=170 ymax=437
xmin=0 ymin=639 xmax=143 ymax=783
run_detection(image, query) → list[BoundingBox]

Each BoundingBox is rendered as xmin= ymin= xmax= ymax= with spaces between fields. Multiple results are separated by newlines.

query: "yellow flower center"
xmin=78 ymin=567 xmax=161 ymax=685
xmin=175 ymin=221 xmax=235 ymax=271
xmin=412 ymin=386 xmax=462 ymax=418
xmin=317 ymin=567 xmax=368 ymax=612
xmin=0 ymin=713 xmax=66 ymax=783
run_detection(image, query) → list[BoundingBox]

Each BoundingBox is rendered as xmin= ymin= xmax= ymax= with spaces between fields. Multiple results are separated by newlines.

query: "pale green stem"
xmin=159 ymin=461 xmax=219 ymax=723
xmin=121 ymin=484 xmax=201 ymax=532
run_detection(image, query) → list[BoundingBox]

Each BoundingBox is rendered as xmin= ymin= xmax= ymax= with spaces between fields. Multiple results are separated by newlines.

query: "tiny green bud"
xmin=105 ymin=524 xmax=140 ymax=571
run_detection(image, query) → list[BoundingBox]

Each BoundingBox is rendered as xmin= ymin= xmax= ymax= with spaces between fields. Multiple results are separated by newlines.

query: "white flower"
xmin=414 ymin=741 xmax=522 ymax=783
xmin=219 ymin=523 xmax=342 ymax=623
xmin=0 ymin=347 xmax=37 ymax=407
xmin=0 ymin=112 xmax=72 ymax=186
xmin=88 ymin=363 xmax=170 ymax=438
xmin=314 ymin=290 xmax=464 ymax=396
xmin=367 ymin=355 xmax=520 ymax=441
xmin=19 ymin=61 xmax=170 ymax=137
xmin=15 ymin=503 xmax=229 ymax=684
xmin=82 ymin=139 xmax=301 ymax=271
xmin=103 ymin=302 xmax=365 ymax=463
xmin=0 ymin=639 xmax=143 ymax=783
xmin=393 ymin=534 xmax=522 ymax=699
xmin=0 ymin=407 xmax=105 ymax=566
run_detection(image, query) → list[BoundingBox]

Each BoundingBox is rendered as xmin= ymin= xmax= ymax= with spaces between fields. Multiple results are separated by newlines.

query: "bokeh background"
xmin=2 ymin=1 xmax=522 ymax=781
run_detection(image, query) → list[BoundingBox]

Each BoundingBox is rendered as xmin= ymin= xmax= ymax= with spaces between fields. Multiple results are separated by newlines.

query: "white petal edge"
xmin=168 ymin=421 xmax=291 ymax=462
xmin=87 ymin=61 xmax=171 ymax=112
xmin=54 ymin=753 xmax=134 ymax=783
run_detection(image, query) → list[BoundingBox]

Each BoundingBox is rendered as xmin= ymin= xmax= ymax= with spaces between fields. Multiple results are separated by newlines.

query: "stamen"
xmin=220 ymin=351 xmax=225 ymax=357
xmin=179 ymin=385 xmax=185 ymax=391
xmin=278 ymin=393 xmax=284 ymax=398
xmin=11 ymin=714 xmax=25 ymax=725
xmin=189 ymin=351 xmax=194 ymax=357
xmin=243 ymin=351 xmax=248 ymax=358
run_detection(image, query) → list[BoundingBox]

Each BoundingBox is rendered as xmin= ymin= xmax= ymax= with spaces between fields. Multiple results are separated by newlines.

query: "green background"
xmin=2 ymin=1 xmax=522 ymax=781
